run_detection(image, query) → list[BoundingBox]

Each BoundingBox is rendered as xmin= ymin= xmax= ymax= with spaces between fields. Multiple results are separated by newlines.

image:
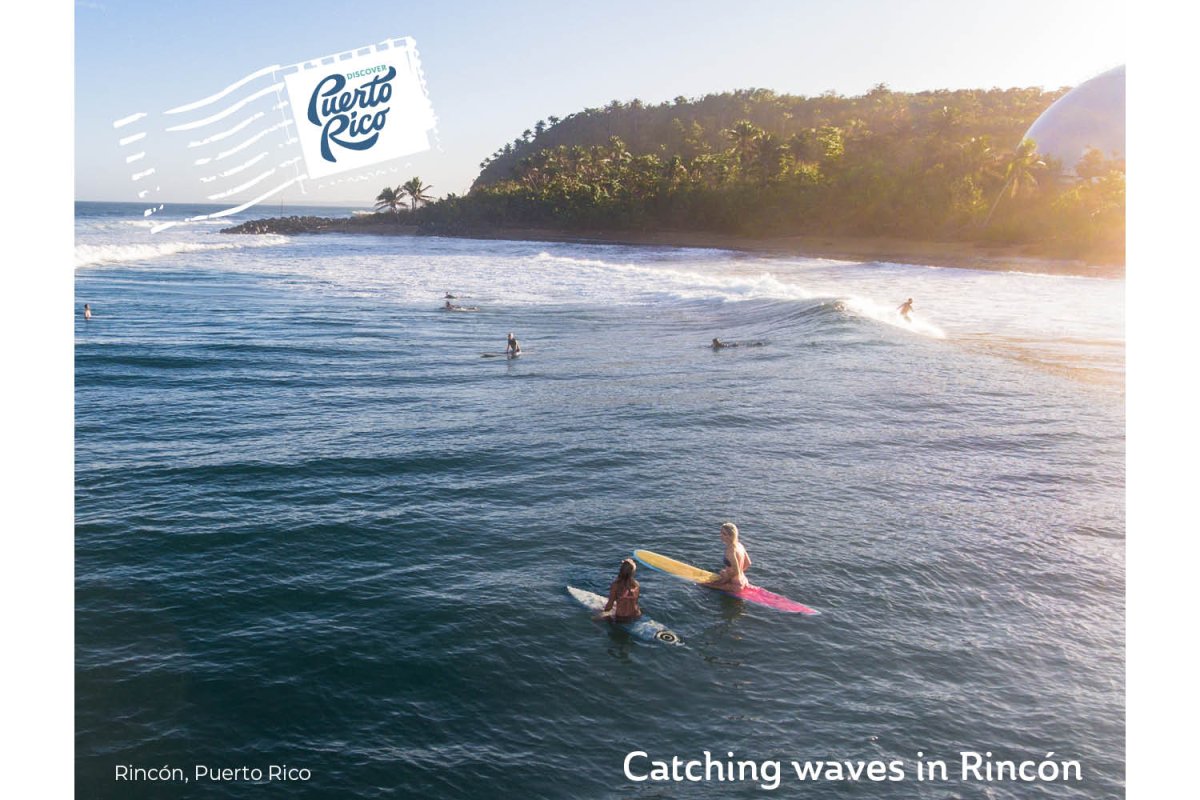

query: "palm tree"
xmin=399 ymin=177 xmax=434 ymax=209
xmin=664 ymin=155 xmax=689 ymax=190
xmin=983 ymin=138 xmax=1046 ymax=226
xmin=374 ymin=186 xmax=403 ymax=213
xmin=723 ymin=120 xmax=763 ymax=174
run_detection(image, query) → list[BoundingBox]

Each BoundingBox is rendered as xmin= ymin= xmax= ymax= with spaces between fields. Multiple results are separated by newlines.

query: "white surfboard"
xmin=566 ymin=586 xmax=682 ymax=645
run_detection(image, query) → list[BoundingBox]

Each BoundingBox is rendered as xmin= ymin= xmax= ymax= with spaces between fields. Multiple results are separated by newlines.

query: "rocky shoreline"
xmin=221 ymin=215 xmax=417 ymax=236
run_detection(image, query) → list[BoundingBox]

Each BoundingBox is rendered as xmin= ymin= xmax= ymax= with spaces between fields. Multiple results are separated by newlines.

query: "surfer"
xmin=445 ymin=292 xmax=457 ymax=299
xmin=83 ymin=303 xmax=92 ymax=321
xmin=595 ymin=558 xmax=642 ymax=623
xmin=711 ymin=338 xmax=734 ymax=349
xmin=898 ymin=298 xmax=914 ymax=322
xmin=506 ymin=332 xmax=521 ymax=357
xmin=705 ymin=522 xmax=751 ymax=591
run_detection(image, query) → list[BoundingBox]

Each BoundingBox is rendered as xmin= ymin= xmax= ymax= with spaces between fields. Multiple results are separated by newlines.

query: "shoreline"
xmin=432 ymin=227 xmax=1124 ymax=278
xmin=221 ymin=217 xmax=1124 ymax=278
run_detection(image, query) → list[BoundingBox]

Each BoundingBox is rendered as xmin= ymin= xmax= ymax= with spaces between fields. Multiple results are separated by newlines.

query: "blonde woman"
xmin=706 ymin=522 xmax=751 ymax=591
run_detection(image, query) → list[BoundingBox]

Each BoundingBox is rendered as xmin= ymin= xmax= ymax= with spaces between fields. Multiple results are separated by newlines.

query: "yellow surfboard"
xmin=633 ymin=549 xmax=717 ymax=582
xmin=633 ymin=549 xmax=819 ymax=614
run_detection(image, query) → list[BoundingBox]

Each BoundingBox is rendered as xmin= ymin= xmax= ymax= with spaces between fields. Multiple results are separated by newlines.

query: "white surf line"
xmin=113 ymin=112 xmax=147 ymax=129
xmin=206 ymin=168 xmax=276 ymax=200
xmin=164 ymin=84 xmax=284 ymax=132
xmin=148 ymin=174 xmax=308 ymax=232
xmin=206 ymin=151 xmax=270 ymax=180
xmin=131 ymin=168 xmax=156 ymax=181
xmin=269 ymin=64 xmax=307 ymax=197
xmin=193 ymin=121 xmax=289 ymax=164
xmin=125 ymin=152 xmax=146 ymax=164
xmin=187 ymin=175 xmax=308 ymax=224
xmin=314 ymin=166 xmax=392 ymax=189
xmin=119 ymin=132 xmax=147 ymax=146
xmin=203 ymin=154 xmax=303 ymax=198
xmin=187 ymin=112 xmax=265 ymax=147
xmin=164 ymin=64 xmax=281 ymax=114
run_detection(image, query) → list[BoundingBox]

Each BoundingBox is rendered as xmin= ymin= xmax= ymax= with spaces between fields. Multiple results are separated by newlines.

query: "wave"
xmin=74 ymin=236 xmax=288 ymax=268
xmin=531 ymin=251 xmax=947 ymax=339
xmin=532 ymin=251 xmax=818 ymax=301
xmin=840 ymin=295 xmax=947 ymax=338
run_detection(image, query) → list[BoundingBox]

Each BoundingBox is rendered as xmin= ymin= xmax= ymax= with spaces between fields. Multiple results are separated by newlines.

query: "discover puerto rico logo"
xmin=284 ymin=40 xmax=435 ymax=180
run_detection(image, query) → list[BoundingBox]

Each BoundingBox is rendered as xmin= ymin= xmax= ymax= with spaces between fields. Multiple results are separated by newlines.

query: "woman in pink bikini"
xmin=595 ymin=558 xmax=642 ymax=623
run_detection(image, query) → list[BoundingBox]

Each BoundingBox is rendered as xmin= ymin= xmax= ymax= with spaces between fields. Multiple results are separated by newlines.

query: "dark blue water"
xmin=76 ymin=203 xmax=1124 ymax=798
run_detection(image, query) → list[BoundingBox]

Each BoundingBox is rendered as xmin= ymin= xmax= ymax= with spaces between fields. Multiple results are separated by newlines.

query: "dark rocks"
xmin=221 ymin=214 xmax=418 ymax=236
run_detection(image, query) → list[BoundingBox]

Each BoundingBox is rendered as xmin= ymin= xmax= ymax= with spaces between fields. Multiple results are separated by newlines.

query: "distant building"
xmin=1024 ymin=65 xmax=1125 ymax=175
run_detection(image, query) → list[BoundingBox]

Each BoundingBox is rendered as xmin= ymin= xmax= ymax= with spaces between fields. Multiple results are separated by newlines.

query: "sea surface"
xmin=75 ymin=201 xmax=1125 ymax=798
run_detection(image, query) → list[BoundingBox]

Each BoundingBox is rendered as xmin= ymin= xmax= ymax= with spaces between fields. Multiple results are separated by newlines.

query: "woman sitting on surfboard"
xmin=705 ymin=522 xmax=751 ymax=591
xmin=506 ymin=332 xmax=522 ymax=357
xmin=596 ymin=558 xmax=642 ymax=623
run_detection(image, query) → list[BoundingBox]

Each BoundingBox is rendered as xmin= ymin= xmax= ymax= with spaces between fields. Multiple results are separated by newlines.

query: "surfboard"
xmin=633 ymin=550 xmax=818 ymax=615
xmin=481 ymin=351 xmax=521 ymax=358
xmin=566 ymin=586 xmax=682 ymax=645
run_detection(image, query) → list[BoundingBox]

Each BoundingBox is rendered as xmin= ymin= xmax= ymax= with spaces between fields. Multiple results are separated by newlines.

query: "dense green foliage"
xmin=409 ymin=87 xmax=1124 ymax=262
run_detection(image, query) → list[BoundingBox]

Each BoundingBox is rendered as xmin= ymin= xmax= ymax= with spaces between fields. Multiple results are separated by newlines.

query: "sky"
xmin=75 ymin=0 xmax=1125 ymax=206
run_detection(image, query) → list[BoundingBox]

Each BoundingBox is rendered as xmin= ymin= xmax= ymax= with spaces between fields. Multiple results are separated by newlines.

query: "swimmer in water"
xmin=83 ymin=303 xmax=92 ymax=321
xmin=705 ymin=522 xmax=751 ymax=591
xmin=594 ymin=558 xmax=642 ymax=623
xmin=898 ymin=298 xmax=914 ymax=321
xmin=506 ymin=332 xmax=522 ymax=357
xmin=711 ymin=338 xmax=734 ymax=349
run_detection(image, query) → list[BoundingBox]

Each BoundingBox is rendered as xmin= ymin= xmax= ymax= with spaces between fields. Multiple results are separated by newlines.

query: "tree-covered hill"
xmin=473 ymin=86 xmax=1062 ymax=189
xmin=411 ymin=86 xmax=1124 ymax=264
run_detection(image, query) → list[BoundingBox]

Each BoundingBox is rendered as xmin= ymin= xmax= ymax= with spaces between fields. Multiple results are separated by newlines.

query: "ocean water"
xmin=75 ymin=201 xmax=1124 ymax=798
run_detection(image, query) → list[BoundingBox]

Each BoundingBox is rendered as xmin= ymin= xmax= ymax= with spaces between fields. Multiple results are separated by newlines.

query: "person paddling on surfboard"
xmin=595 ymin=558 xmax=642 ymax=623
xmin=705 ymin=522 xmax=751 ymax=591
xmin=506 ymin=332 xmax=522 ymax=357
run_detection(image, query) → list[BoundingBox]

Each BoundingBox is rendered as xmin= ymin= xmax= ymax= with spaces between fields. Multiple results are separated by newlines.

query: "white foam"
xmin=841 ymin=295 xmax=947 ymax=338
xmin=74 ymin=236 xmax=288 ymax=268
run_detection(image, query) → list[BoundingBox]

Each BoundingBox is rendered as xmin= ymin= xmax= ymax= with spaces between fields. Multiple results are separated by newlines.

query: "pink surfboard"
xmin=634 ymin=550 xmax=819 ymax=615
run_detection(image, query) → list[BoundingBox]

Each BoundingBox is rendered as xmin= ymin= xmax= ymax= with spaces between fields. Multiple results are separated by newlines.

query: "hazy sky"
xmin=75 ymin=0 xmax=1124 ymax=206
